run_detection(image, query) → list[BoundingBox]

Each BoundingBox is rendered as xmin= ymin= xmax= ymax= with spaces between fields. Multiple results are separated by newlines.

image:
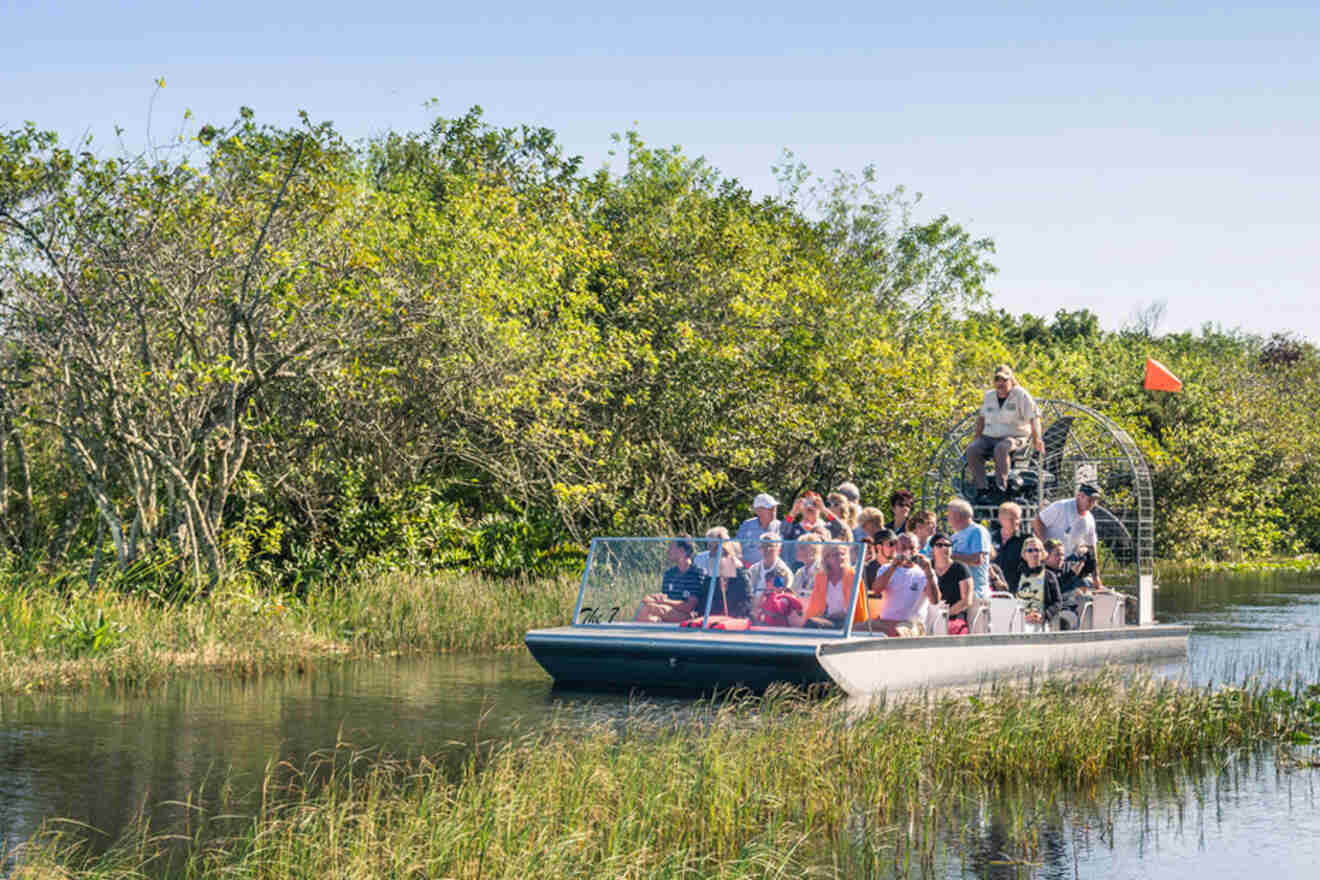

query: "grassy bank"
xmin=3 ymin=554 xmax=1318 ymax=697
xmin=13 ymin=673 xmax=1320 ymax=878
xmin=0 ymin=570 xmax=577 ymax=695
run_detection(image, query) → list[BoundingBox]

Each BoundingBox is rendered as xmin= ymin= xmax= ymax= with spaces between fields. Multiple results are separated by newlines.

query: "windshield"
xmin=572 ymin=536 xmax=868 ymax=636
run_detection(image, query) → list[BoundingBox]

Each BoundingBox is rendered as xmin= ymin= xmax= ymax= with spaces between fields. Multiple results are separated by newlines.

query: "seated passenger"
xmin=780 ymin=491 xmax=827 ymax=550
xmin=866 ymin=533 xmax=939 ymax=636
xmin=634 ymin=538 xmax=709 ymax=622
xmin=693 ymin=526 xmax=731 ymax=575
xmin=803 ymin=543 xmax=865 ymax=629
xmin=930 ymin=532 xmax=973 ymax=625
xmin=1016 ymin=537 xmax=1062 ymax=631
xmin=862 ymin=528 xmax=897 ymax=592
xmin=889 ymin=489 xmax=915 ymax=534
xmin=826 ymin=492 xmax=860 ymax=538
xmin=856 ymin=506 xmax=887 ymax=543
xmin=708 ymin=540 xmax=750 ymax=617
xmin=993 ymin=501 xmax=1026 ymax=590
xmin=789 ymin=534 xmax=823 ymax=601
xmin=736 ymin=493 xmax=781 ymax=565
xmin=747 ymin=533 xmax=794 ymax=612
xmin=1059 ymin=541 xmax=1103 ymax=592
xmin=908 ymin=511 xmax=936 ymax=557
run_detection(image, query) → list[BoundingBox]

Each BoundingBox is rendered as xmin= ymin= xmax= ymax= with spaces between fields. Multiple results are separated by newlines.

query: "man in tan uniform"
xmin=964 ymin=365 xmax=1045 ymax=504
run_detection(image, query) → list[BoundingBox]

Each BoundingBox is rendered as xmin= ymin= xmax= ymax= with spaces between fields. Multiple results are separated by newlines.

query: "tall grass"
xmin=0 ymin=570 xmax=577 ymax=695
xmin=13 ymin=672 xmax=1320 ymax=878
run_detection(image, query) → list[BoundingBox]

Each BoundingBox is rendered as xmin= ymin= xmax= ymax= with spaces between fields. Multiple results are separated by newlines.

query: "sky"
xmin=4 ymin=1 xmax=1317 ymax=341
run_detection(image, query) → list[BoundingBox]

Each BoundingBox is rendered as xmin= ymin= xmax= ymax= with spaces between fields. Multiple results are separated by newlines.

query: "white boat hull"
xmin=526 ymin=624 xmax=1191 ymax=695
xmin=818 ymin=625 xmax=1191 ymax=695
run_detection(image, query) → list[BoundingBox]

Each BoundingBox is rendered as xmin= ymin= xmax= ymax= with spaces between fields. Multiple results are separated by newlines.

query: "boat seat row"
xmin=961 ymin=589 xmax=1126 ymax=634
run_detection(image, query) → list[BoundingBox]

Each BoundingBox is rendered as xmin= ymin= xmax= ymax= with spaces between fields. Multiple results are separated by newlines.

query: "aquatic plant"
xmin=11 ymin=671 xmax=1319 ymax=878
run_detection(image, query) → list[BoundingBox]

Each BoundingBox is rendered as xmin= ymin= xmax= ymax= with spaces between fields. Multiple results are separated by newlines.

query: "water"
xmin=1 ymin=573 xmax=1318 ymax=876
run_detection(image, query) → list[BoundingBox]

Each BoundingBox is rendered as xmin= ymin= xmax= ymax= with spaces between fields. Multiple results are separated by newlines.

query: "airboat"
xmin=524 ymin=401 xmax=1190 ymax=695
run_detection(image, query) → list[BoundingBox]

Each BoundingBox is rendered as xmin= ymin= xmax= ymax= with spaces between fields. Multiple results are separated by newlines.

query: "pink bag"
xmin=947 ymin=618 xmax=968 ymax=635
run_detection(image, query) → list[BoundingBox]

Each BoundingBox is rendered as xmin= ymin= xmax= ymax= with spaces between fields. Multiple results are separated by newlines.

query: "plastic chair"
xmin=925 ymin=602 xmax=949 ymax=635
xmin=1091 ymin=590 xmax=1125 ymax=628
xmin=988 ymin=591 xmax=1025 ymax=634
xmin=969 ymin=603 xmax=989 ymax=634
xmin=1076 ymin=601 xmax=1094 ymax=630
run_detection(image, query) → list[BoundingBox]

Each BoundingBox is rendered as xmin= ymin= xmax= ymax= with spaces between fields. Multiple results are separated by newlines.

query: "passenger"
xmin=693 ymin=526 xmax=731 ymax=575
xmin=634 ymin=537 xmax=708 ymax=622
xmin=866 ymin=533 xmax=939 ymax=636
xmin=746 ymin=534 xmax=794 ymax=615
xmin=856 ymin=506 xmax=887 ymax=543
xmin=908 ymin=510 xmax=937 ymax=557
xmin=781 ymin=491 xmax=829 ymax=549
xmin=1016 ymin=537 xmax=1062 ymax=631
xmin=826 ymin=492 xmax=859 ymax=538
xmin=863 ymin=527 xmax=898 ymax=592
xmin=963 ymin=365 xmax=1045 ymax=505
xmin=736 ymin=493 xmax=781 ymax=566
xmin=889 ymin=489 xmax=915 ymax=534
xmin=930 ymin=532 xmax=973 ymax=625
xmin=1061 ymin=541 xmax=1103 ymax=591
xmin=1033 ymin=482 xmax=1101 ymax=557
xmin=946 ymin=497 xmax=994 ymax=600
xmin=1042 ymin=538 xmax=1067 ymax=581
xmin=993 ymin=501 xmax=1026 ymax=591
xmin=709 ymin=540 xmax=750 ymax=617
xmin=1051 ymin=540 xmax=1099 ymax=629
xmin=834 ymin=481 xmax=861 ymax=507
xmin=789 ymin=534 xmax=823 ymax=600
xmin=803 ymin=543 xmax=865 ymax=629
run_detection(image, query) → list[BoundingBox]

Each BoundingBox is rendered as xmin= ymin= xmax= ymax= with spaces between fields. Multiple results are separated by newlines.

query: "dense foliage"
xmin=2 ymin=108 xmax=1317 ymax=587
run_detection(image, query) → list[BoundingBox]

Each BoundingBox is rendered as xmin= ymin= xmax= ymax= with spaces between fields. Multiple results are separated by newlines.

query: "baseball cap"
xmin=993 ymin=364 xmax=1014 ymax=380
xmin=1077 ymin=482 xmax=1102 ymax=498
xmin=752 ymin=492 xmax=779 ymax=510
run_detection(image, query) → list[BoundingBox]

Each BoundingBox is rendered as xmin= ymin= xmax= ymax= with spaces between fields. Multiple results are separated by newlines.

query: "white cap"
xmin=752 ymin=492 xmax=779 ymax=510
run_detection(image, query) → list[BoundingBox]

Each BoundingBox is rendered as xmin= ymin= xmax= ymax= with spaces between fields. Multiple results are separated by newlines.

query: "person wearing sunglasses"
xmin=1016 ymin=537 xmax=1061 ymax=631
xmin=930 ymin=533 xmax=973 ymax=623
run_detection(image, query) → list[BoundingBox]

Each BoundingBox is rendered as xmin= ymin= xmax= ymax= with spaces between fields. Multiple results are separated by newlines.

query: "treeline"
xmin=1 ymin=108 xmax=1316 ymax=588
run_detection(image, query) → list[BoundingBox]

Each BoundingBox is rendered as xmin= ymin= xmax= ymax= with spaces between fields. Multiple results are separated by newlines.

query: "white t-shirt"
xmin=1037 ymin=498 xmax=1098 ymax=556
xmin=873 ymin=563 xmax=929 ymax=622
xmin=824 ymin=575 xmax=848 ymax=618
xmin=980 ymin=386 xmax=1038 ymax=439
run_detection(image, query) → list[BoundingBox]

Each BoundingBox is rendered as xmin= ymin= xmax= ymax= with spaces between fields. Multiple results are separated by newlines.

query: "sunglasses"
xmin=933 ymin=542 xmax=952 ymax=549
xmin=1023 ymin=548 xmax=1042 ymax=554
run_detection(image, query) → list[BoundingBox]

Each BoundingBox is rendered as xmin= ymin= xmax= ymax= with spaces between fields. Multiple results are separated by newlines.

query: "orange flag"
xmin=1144 ymin=358 xmax=1183 ymax=392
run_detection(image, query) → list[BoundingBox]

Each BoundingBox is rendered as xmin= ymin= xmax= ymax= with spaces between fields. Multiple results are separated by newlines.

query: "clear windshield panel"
xmin=572 ymin=537 xmax=866 ymax=636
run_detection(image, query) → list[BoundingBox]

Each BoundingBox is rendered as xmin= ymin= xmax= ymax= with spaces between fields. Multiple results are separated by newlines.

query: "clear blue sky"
xmin=5 ymin=1 xmax=1317 ymax=341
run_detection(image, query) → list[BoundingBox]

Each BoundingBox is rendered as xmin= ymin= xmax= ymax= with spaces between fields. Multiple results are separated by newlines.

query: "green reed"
xmin=13 ymin=671 xmax=1320 ymax=879
xmin=0 ymin=569 xmax=577 ymax=695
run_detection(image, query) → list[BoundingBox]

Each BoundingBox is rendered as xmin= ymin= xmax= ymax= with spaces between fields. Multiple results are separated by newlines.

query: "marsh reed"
xmin=13 ymin=671 xmax=1319 ymax=878
xmin=0 ymin=569 xmax=577 ymax=695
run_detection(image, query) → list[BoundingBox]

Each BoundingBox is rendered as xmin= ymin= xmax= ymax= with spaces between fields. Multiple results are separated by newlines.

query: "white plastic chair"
xmin=988 ymin=591 xmax=1025 ymax=634
xmin=969 ymin=601 xmax=989 ymax=634
xmin=1090 ymin=590 xmax=1125 ymax=629
xmin=925 ymin=601 xmax=949 ymax=635
xmin=1075 ymin=601 xmax=1094 ymax=630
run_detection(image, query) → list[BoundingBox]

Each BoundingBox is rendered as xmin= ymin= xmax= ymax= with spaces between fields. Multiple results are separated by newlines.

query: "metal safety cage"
xmin=919 ymin=399 xmax=1155 ymax=585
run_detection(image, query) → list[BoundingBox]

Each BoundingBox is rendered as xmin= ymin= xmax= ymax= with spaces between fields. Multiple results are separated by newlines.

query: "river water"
xmin=2 ymin=573 xmax=1318 ymax=877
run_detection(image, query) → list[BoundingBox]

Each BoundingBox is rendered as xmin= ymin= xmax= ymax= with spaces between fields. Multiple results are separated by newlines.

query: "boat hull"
xmin=525 ymin=626 xmax=833 ymax=691
xmin=525 ymin=624 xmax=1192 ymax=695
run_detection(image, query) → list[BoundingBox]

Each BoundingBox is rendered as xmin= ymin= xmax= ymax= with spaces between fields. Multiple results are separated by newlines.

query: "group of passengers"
xmin=635 ymin=364 xmax=1108 ymax=635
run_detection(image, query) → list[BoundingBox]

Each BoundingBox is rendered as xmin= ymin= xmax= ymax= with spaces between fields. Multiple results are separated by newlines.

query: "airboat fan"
xmin=919 ymin=399 xmax=1154 ymax=584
